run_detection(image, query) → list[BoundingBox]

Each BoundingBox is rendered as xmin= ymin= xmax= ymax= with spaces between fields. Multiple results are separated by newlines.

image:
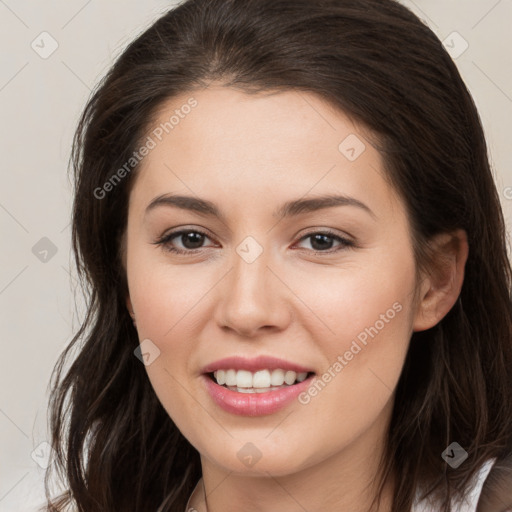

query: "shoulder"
xmin=476 ymin=453 xmax=512 ymax=512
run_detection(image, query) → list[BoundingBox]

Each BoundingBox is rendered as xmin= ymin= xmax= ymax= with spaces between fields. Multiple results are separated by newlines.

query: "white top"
xmin=412 ymin=458 xmax=496 ymax=512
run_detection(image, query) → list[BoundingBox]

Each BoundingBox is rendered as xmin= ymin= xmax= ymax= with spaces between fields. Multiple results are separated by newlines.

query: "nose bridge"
xmin=232 ymin=237 xmax=269 ymax=294
xmin=214 ymin=234 xmax=290 ymax=336
xmin=228 ymin=238 xmax=273 ymax=312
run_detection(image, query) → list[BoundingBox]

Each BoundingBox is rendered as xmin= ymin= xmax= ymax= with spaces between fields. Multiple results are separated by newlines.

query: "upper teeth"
xmin=213 ymin=369 xmax=308 ymax=388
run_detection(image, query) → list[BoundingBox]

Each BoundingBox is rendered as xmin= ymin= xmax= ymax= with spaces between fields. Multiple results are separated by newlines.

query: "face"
xmin=124 ymin=86 xmax=421 ymax=478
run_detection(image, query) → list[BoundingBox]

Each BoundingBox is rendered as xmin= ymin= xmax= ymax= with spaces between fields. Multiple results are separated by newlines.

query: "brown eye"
xmin=175 ymin=231 xmax=206 ymax=250
xmin=153 ymin=229 xmax=215 ymax=254
xmin=295 ymin=231 xmax=354 ymax=253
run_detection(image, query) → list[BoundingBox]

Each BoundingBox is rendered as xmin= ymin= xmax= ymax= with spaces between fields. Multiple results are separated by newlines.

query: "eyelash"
xmin=153 ymin=228 xmax=355 ymax=255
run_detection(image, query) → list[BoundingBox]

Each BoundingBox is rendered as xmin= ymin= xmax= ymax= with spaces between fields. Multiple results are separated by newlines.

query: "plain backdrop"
xmin=1 ymin=1 xmax=511 ymax=510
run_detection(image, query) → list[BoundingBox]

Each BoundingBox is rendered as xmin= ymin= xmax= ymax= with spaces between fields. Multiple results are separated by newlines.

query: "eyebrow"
xmin=144 ymin=193 xmax=376 ymax=222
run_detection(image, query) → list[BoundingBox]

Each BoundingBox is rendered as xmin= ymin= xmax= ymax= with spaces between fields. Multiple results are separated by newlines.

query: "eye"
xmin=153 ymin=228 xmax=355 ymax=255
xmin=153 ymin=228 xmax=216 ymax=254
xmin=294 ymin=230 xmax=355 ymax=253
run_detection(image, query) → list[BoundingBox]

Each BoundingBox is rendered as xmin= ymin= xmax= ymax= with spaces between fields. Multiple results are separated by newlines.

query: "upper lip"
xmin=201 ymin=355 xmax=315 ymax=374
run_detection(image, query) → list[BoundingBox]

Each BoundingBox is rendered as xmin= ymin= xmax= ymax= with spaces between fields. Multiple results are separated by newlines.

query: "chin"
xmin=201 ymin=439 xmax=320 ymax=477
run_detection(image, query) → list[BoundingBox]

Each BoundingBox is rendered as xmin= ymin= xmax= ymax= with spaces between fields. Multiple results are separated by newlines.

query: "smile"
xmin=200 ymin=355 xmax=316 ymax=415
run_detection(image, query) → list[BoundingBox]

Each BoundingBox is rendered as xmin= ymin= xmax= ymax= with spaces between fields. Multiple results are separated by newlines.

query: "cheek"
xmin=288 ymin=250 xmax=415 ymax=427
xmin=289 ymin=246 xmax=415 ymax=352
xmin=126 ymin=244 xmax=244 ymax=425
xmin=127 ymin=260 xmax=212 ymax=433
xmin=128 ymin=253 xmax=213 ymax=340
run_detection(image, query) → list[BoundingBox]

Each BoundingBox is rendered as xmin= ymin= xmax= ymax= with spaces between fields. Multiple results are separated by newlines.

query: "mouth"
xmin=202 ymin=369 xmax=316 ymax=416
xmin=206 ymin=369 xmax=316 ymax=393
xmin=200 ymin=355 xmax=317 ymax=415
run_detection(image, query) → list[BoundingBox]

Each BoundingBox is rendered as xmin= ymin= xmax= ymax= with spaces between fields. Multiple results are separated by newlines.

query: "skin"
xmin=123 ymin=85 xmax=468 ymax=512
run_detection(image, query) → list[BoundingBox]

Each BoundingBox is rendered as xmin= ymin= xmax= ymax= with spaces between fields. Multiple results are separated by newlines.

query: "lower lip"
xmin=201 ymin=374 xmax=315 ymax=416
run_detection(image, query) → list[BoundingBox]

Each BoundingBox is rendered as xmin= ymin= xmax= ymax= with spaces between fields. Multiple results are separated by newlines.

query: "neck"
xmin=189 ymin=417 xmax=395 ymax=512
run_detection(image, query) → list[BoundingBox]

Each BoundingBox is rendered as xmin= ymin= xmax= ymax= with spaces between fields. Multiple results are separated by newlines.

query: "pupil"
xmin=311 ymin=234 xmax=332 ymax=251
xmin=183 ymin=232 xmax=204 ymax=249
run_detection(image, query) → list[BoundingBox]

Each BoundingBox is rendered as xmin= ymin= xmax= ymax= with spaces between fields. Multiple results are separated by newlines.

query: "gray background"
xmin=1 ymin=1 xmax=511 ymax=510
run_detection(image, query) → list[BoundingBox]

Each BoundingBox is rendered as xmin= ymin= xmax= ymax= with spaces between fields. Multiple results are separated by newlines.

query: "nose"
xmin=213 ymin=244 xmax=292 ymax=338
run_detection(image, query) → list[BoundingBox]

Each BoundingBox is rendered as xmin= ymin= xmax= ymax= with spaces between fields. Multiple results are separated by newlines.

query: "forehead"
xmin=129 ymin=86 xmax=403 ymax=223
xmin=143 ymin=85 xmax=361 ymax=166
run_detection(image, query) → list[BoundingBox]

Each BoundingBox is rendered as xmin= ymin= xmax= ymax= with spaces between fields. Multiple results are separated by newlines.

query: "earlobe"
xmin=412 ymin=229 xmax=469 ymax=333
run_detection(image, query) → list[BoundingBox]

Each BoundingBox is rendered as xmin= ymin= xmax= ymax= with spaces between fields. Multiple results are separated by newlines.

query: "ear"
xmin=412 ymin=229 xmax=469 ymax=332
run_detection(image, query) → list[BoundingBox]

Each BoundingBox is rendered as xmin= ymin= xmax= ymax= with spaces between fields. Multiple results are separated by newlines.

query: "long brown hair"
xmin=44 ymin=0 xmax=512 ymax=510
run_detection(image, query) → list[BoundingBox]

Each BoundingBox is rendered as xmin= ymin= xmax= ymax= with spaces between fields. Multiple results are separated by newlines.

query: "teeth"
xmin=226 ymin=369 xmax=237 ymax=386
xmin=215 ymin=369 xmax=226 ymax=385
xmin=236 ymin=370 xmax=253 ymax=388
xmin=252 ymin=369 xmax=271 ymax=387
xmin=212 ymin=369 xmax=309 ymax=388
xmin=236 ymin=387 xmax=261 ymax=393
xmin=271 ymin=369 xmax=285 ymax=386
xmin=284 ymin=370 xmax=296 ymax=385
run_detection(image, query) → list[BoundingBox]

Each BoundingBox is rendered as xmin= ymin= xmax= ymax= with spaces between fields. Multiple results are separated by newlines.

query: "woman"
xmin=43 ymin=0 xmax=512 ymax=510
